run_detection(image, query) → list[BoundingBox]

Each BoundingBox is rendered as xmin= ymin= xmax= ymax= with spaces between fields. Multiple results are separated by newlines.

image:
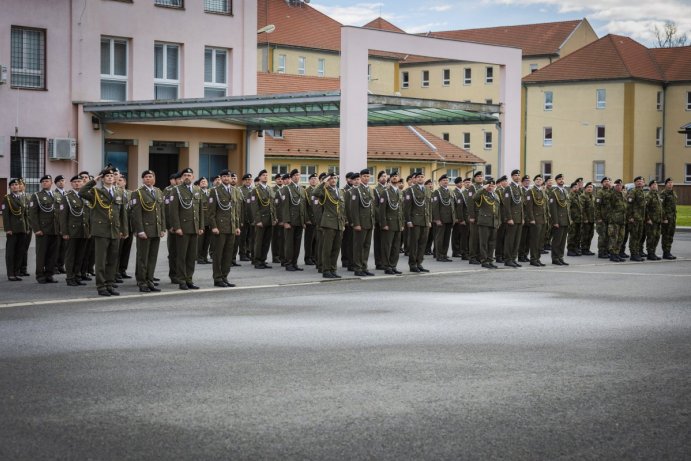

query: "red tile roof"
xmin=363 ymin=17 xmax=405 ymax=33
xmin=258 ymin=72 xmax=340 ymax=95
xmin=265 ymin=126 xmax=486 ymax=165
xmin=650 ymin=46 xmax=691 ymax=82
xmin=523 ymin=35 xmax=666 ymax=84
xmin=258 ymin=0 xmax=342 ymax=52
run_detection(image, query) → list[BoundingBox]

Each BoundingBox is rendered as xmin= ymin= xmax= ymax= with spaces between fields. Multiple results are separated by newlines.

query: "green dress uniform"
xmin=207 ymin=184 xmax=241 ymax=285
xmin=502 ymin=182 xmax=525 ymax=266
xmin=465 ymin=184 xmax=481 ymax=263
xmin=163 ymin=184 xmax=179 ymax=283
xmin=169 ymin=184 xmax=204 ymax=287
xmin=605 ymin=189 xmax=627 ymax=260
xmin=548 ymin=186 xmax=571 ymax=264
xmin=239 ymin=184 xmax=254 ymax=260
xmin=518 ymin=186 xmax=532 ymax=261
xmin=272 ymin=184 xmax=285 ymax=264
xmin=378 ymin=184 xmax=404 ymax=273
xmin=79 ymin=180 xmax=128 ymax=293
xmin=579 ymin=191 xmax=595 ymax=254
xmin=250 ymin=183 xmax=276 ymax=267
xmin=54 ymin=188 xmax=67 ymax=273
xmin=303 ymin=184 xmax=317 ymax=265
xmin=403 ymin=184 xmax=432 ymax=271
xmin=594 ymin=187 xmax=611 ymax=257
xmin=117 ymin=188 xmax=134 ymax=276
xmin=312 ymin=182 xmax=345 ymax=276
xmin=131 ymin=185 xmax=165 ymax=290
xmin=19 ymin=191 xmax=32 ymax=275
xmin=451 ymin=186 xmax=467 ymax=258
xmin=372 ymin=183 xmax=386 ymax=269
xmin=341 ymin=184 xmax=354 ymax=269
xmin=567 ymin=189 xmax=583 ymax=254
xmin=644 ymin=189 xmax=663 ymax=258
xmin=58 ymin=190 xmax=89 ymax=285
xmin=2 ymin=191 xmax=29 ymax=280
xmin=525 ymin=186 xmax=547 ymax=265
xmin=626 ymin=187 xmax=647 ymax=259
xmin=309 ymin=187 xmax=325 ymax=271
xmin=474 ymin=188 xmax=501 ymax=265
xmin=431 ymin=186 xmax=455 ymax=261
xmin=281 ymin=182 xmax=308 ymax=270
xmin=660 ymin=187 xmax=677 ymax=258
xmin=28 ymin=189 xmax=60 ymax=282
xmin=197 ymin=187 xmax=212 ymax=263
xmin=349 ymin=184 xmax=375 ymax=274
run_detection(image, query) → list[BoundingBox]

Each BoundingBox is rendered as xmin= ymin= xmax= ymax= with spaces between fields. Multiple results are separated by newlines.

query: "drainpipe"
xmin=245 ymin=128 xmax=251 ymax=174
xmin=496 ymin=121 xmax=503 ymax=177
xmin=522 ymin=84 xmax=528 ymax=175
xmin=661 ymin=83 xmax=667 ymax=180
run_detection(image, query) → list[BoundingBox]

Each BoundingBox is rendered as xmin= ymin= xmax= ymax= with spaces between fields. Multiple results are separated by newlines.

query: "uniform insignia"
xmin=314 ymin=199 xmax=319 ymax=205
xmin=352 ymin=195 xmax=357 ymax=200
xmin=505 ymin=193 xmax=509 ymax=198
xmin=164 ymin=198 xmax=169 ymax=205
xmin=42 ymin=196 xmax=47 ymax=202
xmin=275 ymin=198 xmax=280 ymax=203
xmin=596 ymin=198 xmax=600 ymax=203
xmin=60 ymin=204 xmax=64 ymax=210
xmin=432 ymin=196 xmax=437 ymax=202
xmin=406 ymin=194 xmax=411 ymax=200
xmin=169 ymin=196 xmax=174 ymax=201
xmin=457 ymin=199 xmax=461 ymax=203
xmin=380 ymin=197 xmax=385 ymax=203
xmin=628 ymin=198 xmax=633 ymax=202
xmin=550 ymin=198 xmax=554 ymax=203
xmin=251 ymin=196 xmax=255 ymax=202
xmin=468 ymin=192 xmax=473 ymax=197
xmin=30 ymin=201 xmax=34 ymax=207
xmin=194 ymin=192 xmax=199 ymax=198
xmin=209 ymin=197 xmax=214 ymax=203
xmin=1 ymin=204 xmax=4 ymax=210
xmin=246 ymin=198 xmax=251 ymax=203
xmin=526 ymin=196 xmax=531 ymax=201
xmin=281 ymin=195 xmax=285 ymax=200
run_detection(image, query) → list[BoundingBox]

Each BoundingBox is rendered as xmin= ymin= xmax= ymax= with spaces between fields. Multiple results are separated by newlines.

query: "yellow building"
xmin=522 ymin=35 xmax=691 ymax=201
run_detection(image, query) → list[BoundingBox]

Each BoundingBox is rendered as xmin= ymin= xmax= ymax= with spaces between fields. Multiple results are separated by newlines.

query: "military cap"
xmin=463 ymin=177 xmax=471 ymax=182
xmin=473 ymin=170 xmax=483 ymax=178
xmin=70 ymin=175 xmax=81 ymax=182
xmin=438 ymin=174 xmax=448 ymax=181
xmin=257 ymin=169 xmax=268 ymax=177
xmin=575 ymin=177 xmax=583 ymax=183
xmin=360 ymin=168 xmax=370 ymax=175
xmin=229 ymin=172 xmax=237 ymax=178
xmin=113 ymin=167 xmax=120 ymax=174
xmin=253 ymin=176 xmax=260 ymax=183
xmin=570 ymin=181 xmax=578 ymax=188
xmin=405 ymin=175 xmax=413 ymax=181
xmin=324 ymin=172 xmax=337 ymax=179
xmin=351 ymin=172 xmax=361 ymax=179
xmin=281 ymin=173 xmax=291 ymax=180
xmin=9 ymin=178 xmax=19 ymax=186
xmin=648 ymin=179 xmax=657 ymax=187
xmin=378 ymin=170 xmax=387 ymax=179
xmin=390 ymin=170 xmax=399 ymax=177
xmin=664 ymin=177 xmax=672 ymax=184
xmin=168 ymin=173 xmax=177 ymax=180
xmin=585 ymin=182 xmax=593 ymax=188
xmin=242 ymin=173 xmax=252 ymax=180
xmin=555 ymin=173 xmax=564 ymax=180
xmin=289 ymin=169 xmax=299 ymax=177
xmin=54 ymin=175 xmax=65 ymax=183
xmin=274 ymin=173 xmax=282 ymax=180
xmin=345 ymin=172 xmax=354 ymax=180
xmin=17 ymin=177 xmax=26 ymax=184
xmin=533 ymin=174 xmax=542 ymax=181
xmin=521 ymin=175 xmax=530 ymax=181
xmin=193 ymin=180 xmax=200 ymax=186
xmin=309 ymin=173 xmax=318 ymax=179
xmin=141 ymin=169 xmax=155 ymax=178
xmin=497 ymin=175 xmax=508 ymax=183
xmin=485 ymin=177 xmax=496 ymax=185
xmin=511 ymin=169 xmax=521 ymax=176
xmin=220 ymin=169 xmax=231 ymax=177
xmin=78 ymin=171 xmax=89 ymax=177
xmin=318 ymin=172 xmax=327 ymax=180
xmin=454 ymin=177 xmax=463 ymax=184
xmin=412 ymin=170 xmax=424 ymax=178
xmin=180 ymin=167 xmax=193 ymax=175
xmin=424 ymin=179 xmax=433 ymax=185
xmin=633 ymin=176 xmax=644 ymax=182
xmin=600 ymin=176 xmax=610 ymax=184
xmin=99 ymin=166 xmax=115 ymax=176
xmin=614 ymin=179 xmax=623 ymax=185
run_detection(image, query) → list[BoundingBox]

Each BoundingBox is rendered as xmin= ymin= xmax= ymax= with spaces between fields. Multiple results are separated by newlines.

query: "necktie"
xmin=109 ymin=189 xmax=113 ymax=199
xmin=150 ymin=188 xmax=155 ymax=199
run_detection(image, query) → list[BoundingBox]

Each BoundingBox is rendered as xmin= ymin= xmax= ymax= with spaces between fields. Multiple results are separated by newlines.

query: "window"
xmin=409 ymin=167 xmax=425 ymax=176
xmin=655 ymin=163 xmax=664 ymax=182
xmin=318 ymin=58 xmax=325 ymax=77
xmin=154 ymin=43 xmax=180 ymax=100
xmin=101 ymin=37 xmax=128 ymax=101
xmin=367 ymin=64 xmax=371 ymax=81
xmin=687 ymin=91 xmax=691 ymax=111
xmin=686 ymin=164 xmax=691 ymax=183
xmin=446 ymin=168 xmax=459 ymax=179
xmin=543 ymin=127 xmax=553 ymax=146
xmin=271 ymin=164 xmax=289 ymax=176
xmin=541 ymin=161 xmax=552 ymax=180
xmin=530 ymin=63 xmax=538 ymax=73
xmin=462 ymin=132 xmax=470 ymax=149
xmin=401 ymin=71 xmax=409 ymax=89
xmin=463 ymin=67 xmax=471 ymax=85
xmin=485 ymin=99 xmax=493 ymax=105
xmin=327 ymin=165 xmax=339 ymax=175
xmin=485 ymin=66 xmax=494 ymax=84
xmin=384 ymin=167 xmax=399 ymax=176
xmin=204 ymin=0 xmax=231 ymax=14
xmin=442 ymin=132 xmax=450 ymax=142
xmin=277 ymin=54 xmax=286 ymax=73
xmin=10 ymin=138 xmax=45 ymax=193
xmin=484 ymin=164 xmax=492 ymax=179
xmin=10 ymin=26 xmax=46 ymax=89
xmin=266 ymin=129 xmax=283 ymax=139
xmin=421 ymin=70 xmax=429 ymax=87
xmin=656 ymin=127 xmax=663 ymax=147
xmin=204 ymin=47 xmax=227 ymax=98
xmin=368 ymin=165 xmax=376 ymax=184
xmin=657 ymin=91 xmax=663 ymax=111
xmin=596 ymin=89 xmax=606 ymax=109
xmin=544 ymin=91 xmax=553 ymax=111
xmin=300 ymin=165 xmax=317 ymax=184
xmin=442 ymin=69 xmax=450 ymax=86
xmin=484 ymin=131 xmax=493 ymax=150
xmin=593 ymin=161 xmax=605 ymax=181
xmin=298 ymin=56 xmax=306 ymax=75
xmin=686 ymin=132 xmax=691 ymax=148
xmin=155 ymin=0 xmax=183 ymax=7
xmin=596 ymin=126 xmax=606 ymax=145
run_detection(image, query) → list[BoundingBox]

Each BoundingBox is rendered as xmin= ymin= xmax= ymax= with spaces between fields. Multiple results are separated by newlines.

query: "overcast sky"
xmin=310 ymin=0 xmax=691 ymax=47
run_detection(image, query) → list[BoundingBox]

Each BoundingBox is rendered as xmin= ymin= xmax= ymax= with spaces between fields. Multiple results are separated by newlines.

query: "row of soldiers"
xmin=3 ymin=166 xmax=680 ymax=291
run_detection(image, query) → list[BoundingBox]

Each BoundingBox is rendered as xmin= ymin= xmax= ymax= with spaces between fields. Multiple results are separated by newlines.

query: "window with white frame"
xmin=409 ymin=167 xmax=425 ymax=176
xmin=298 ymin=56 xmax=306 ymax=75
xmin=687 ymin=91 xmax=691 ymax=111
xmin=656 ymin=127 xmax=663 ymax=147
xmin=327 ymin=165 xmax=339 ymax=175
xmin=277 ymin=54 xmax=286 ymax=73
xmin=204 ymin=47 xmax=227 ymax=98
xmin=266 ymin=129 xmax=283 ymax=139
xmin=593 ymin=161 xmax=605 ymax=181
xmin=442 ymin=69 xmax=451 ymax=86
xmin=686 ymin=164 xmax=691 ymax=183
xmin=300 ymin=165 xmax=317 ymax=184
xmin=422 ymin=70 xmax=429 ymax=87
xmin=596 ymin=126 xmax=606 ymax=145
xmin=155 ymin=0 xmax=183 ymax=8
xmin=384 ymin=167 xmax=399 ymax=177
xmin=401 ymin=71 xmax=409 ymax=88
xmin=686 ymin=132 xmax=691 ymax=147
xmin=484 ymin=131 xmax=493 ymax=150
xmin=485 ymin=98 xmax=493 ymax=105
xmin=154 ymin=42 xmax=180 ymax=100
xmin=657 ymin=91 xmax=663 ymax=111
xmin=318 ymin=58 xmax=325 ymax=77
xmin=541 ymin=161 xmax=552 ymax=180
xmin=463 ymin=67 xmax=471 ymax=85
xmin=446 ymin=168 xmax=459 ymax=179
xmin=596 ymin=89 xmax=606 ymax=109
xmin=204 ymin=0 xmax=231 ymax=14
xmin=529 ymin=63 xmax=538 ymax=73
xmin=271 ymin=164 xmax=289 ymax=176
xmin=484 ymin=164 xmax=492 ymax=179
xmin=101 ymin=37 xmax=128 ymax=101
xmin=543 ymin=127 xmax=553 ymax=146
xmin=442 ymin=132 xmax=450 ymax=141
xmin=367 ymin=64 xmax=371 ymax=81
xmin=10 ymin=138 xmax=45 ymax=194
xmin=368 ymin=165 xmax=376 ymax=184
xmin=462 ymin=132 xmax=470 ymax=149
xmin=10 ymin=26 xmax=46 ymax=89
xmin=544 ymin=91 xmax=553 ymax=111
xmin=485 ymin=66 xmax=494 ymax=84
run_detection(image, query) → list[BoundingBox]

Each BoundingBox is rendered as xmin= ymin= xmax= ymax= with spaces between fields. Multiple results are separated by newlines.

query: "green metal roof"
xmin=82 ymin=93 xmax=500 ymax=130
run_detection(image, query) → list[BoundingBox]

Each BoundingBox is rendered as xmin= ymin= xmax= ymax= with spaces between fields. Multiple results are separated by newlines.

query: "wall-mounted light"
xmin=91 ymin=116 xmax=100 ymax=130
xmin=257 ymin=130 xmax=264 ymax=137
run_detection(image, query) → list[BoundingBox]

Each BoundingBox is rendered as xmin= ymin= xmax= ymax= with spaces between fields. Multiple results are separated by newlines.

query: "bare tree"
xmin=653 ymin=21 xmax=688 ymax=48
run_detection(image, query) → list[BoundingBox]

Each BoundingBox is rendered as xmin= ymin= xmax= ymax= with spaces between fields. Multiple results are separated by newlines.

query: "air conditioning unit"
xmin=48 ymin=138 xmax=77 ymax=160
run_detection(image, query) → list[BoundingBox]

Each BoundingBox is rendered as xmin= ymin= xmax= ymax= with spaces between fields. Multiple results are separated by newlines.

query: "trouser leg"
xmin=646 ymin=222 xmax=661 ymax=255
xmin=136 ymin=236 xmax=151 ymax=286
xmin=167 ymin=231 xmax=178 ymax=281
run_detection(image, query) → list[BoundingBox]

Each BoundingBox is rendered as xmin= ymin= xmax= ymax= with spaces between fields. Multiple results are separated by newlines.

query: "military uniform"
xmin=163 ymin=181 xmax=179 ymax=283
xmin=548 ymin=185 xmax=570 ymax=264
xmin=431 ymin=185 xmax=455 ymax=261
xmin=626 ymin=186 xmax=647 ymax=260
xmin=309 ymin=184 xmax=325 ymax=272
xmin=644 ymin=187 xmax=663 ymax=259
xmin=378 ymin=183 xmax=404 ymax=274
xmin=169 ymin=183 xmax=204 ymax=288
xmin=502 ymin=182 xmax=525 ymax=266
xmin=566 ymin=188 xmax=582 ymax=255
xmin=349 ymin=182 xmax=375 ymax=275
xmin=660 ymin=186 xmax=677 ymax=259
xmin=403 ymin=182 xmax=432 ymax=272
xmin=207 ymin=182 xmax=241 ymax=286
xmin=579 ymin=191 xmax=595 ymax=254
xmin=518 ymin=185 xmax=532 ymax=261
xmin=282 ymin=180 xmax=308 ymax=270
xmin=131 ymin=184 xmax=165 ymax=291
xmin=303 ymin=182 xmax=317 ymax=265
xmin=312 ymin=181 xmax=345 ymax=277
xmin=197 ymin=187 xmax=212 ymax=263
xmin=79 ymin=179 xmax=128 ymax=294
xmin=239 ymin=183 xmax=254 ymax=261
xmin=58 ymin=188 xmax=89 ymax=285
xmin=451 ymin=183 xmax=467 ymax=258
xmin=271 ymin=182 xmax=285 ymax=264
xmin=594 ymin=186 xmax=611 ymax=257
xmin=28 ymin=188 xmax=60 ymax=283
xmin=465 ymin=182 xmax=482 ymax=264
xmin=2 ymin=188 xmax=29 ymax=280
xmin=372 ymin=181 xmax=386 ymax=269
xmin=525 ymin=185 xmax=547 ymax=265
xmin=54 ymin=187 xmax=67 ymax=273
xmin=474 ymin=187 xmax=501 ymax=267
xmin=19 ymin=187 xmax=32 ymax=276
xmin=341 ymin=183 xmax=354 ymax=269
xmin=250 ymin=183 xmax=276 ymax=267
xmin=605 ymin=187 xmax=627 ymax=261
xmin=117 ymin=187 xmax=134 ymax=277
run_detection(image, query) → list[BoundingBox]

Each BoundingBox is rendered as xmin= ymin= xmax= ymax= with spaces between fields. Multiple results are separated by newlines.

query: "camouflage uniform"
xmin=566 ymin=188 xmax=582 ymax=254
xmin=660 ymin=188 xmax=677 ymax=257
xmin=644 ymin=189 xmax=663 ymax=258
xmin=594 ymin=187 xmax=611 ymax=256
xmin=626 ymin=187 xmax=646 ymax=259
xmin=579 ymin=191 xmax=595 ymax=254
xmin=605 ymin=188 xmax=627 ymax=258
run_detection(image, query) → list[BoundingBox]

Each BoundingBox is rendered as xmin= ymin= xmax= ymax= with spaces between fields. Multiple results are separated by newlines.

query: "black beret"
xmin=648 ymin=180 xmax=657 ymax=187
xmin=412 ymin=170 xmax=423 ymax=178
xmin=100 ymin=167 xmax=115 ymax=176
xmin=242 ymin=173 xmax=252 ymax=180
xmin=9 ymin=178 xmax=19 ymax=186
xmin=180 ymin=167 xmax=193 ymax=175
xmin=193 ymin=180 xmax=200 ymax=186
xmin=290 ymin=169 xmax=300 ymax=176
xmin=274 ymin=173 xmax=282 ymax=180
xmin=360 ymin=168 xmax=370 ymax=175
xmin=54 ymin=175 xmax=64 ymax=182
xmin=67 ymin=175 xmax=78 ymax=182
xmin=378 ymin=170 xmax=387 ymax=179
xmin=281 ymin=173 xmax=291 ymax=180
xmin=521 ymin=175 xmax=530 ymax=181
xmin=219 ymin=169 xmax=231 ymax=176
xmin=318 ymin=172 xmax=327 ymax=180
xmin=78 ymin=171 xmax=89 ymax=177
xmin=454 ymin=177 xmax=463 ymax=184
xmin=497 ymin=175 xmax=508 ymax=183
xmin=633 ymin=176 xmax=644 ymax=182
xmin=511 ymin=169 xmax=521 ymax=176
xmin=664 ymin=177 xmax=672 ymax=184
xmin=309 ymin=173 xmax=318 ymax=179
xmin=463 ymin=177 xmax=471 ymax=182
xmin=485 ymin=178 xmax=496 ymax=185
xmin=390 ymin=170 xmax=399 ymax=177
xmin=199 ymin=177 xmax=208 ymax=183
xmin=345 ymin=172 xmax=354 ymax=180
xmin=324 ymin=172 xmax=336 ymax=180
xmin=257 ymin=169 xmax=267 ymax=177
xmin=351 ymin=172 xmax=360 ymax=179
xmin=570 ymin=182 xmax=577 ymax=188
xmin=253 ymin=177 xmax=260 ymax=183
xmin=473 ymin=170 xmax=483 ymax=178
xmin=405 ymin=175 xmax=413 ymax=181
xmin=424 ymin=179 xmax=432 ymax=185
xmin=555 ymin=173 xmax=564 ymax=180
xmin=575 ymin=177 xmax=583 ymax=183
xmin=169 ymin=173 xmax=178 ymax=180
xmin=600 ymin=176 xmax=610 ymax=184
xmin=585 ymin=182 xmax=593 ymax=188
xmin=533 ymin=174 xmax=542 ymax=181
xmin=210 ymin=175 xmax=220 ymax=182
xmin=141 ymin=170 xmax=155 ymax=178
xmin=439 ymin=174 xmax=448 ymax=181
xmin=614 ymin=179 xmax=622 ymax=185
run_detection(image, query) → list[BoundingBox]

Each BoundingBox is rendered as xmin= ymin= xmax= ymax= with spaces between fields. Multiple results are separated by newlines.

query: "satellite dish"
xmin=257 ymin=24 xmax=276 ymax=34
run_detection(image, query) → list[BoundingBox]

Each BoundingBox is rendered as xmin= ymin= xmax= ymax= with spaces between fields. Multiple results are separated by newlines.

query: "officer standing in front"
xmin=312 ymin=172 xmax=345 ymax=279
xmin=207 ymin=169 xmax=241 ymax=287
xmin=475 ymin=178 xmax=501 ymax=269
xmin=502 ymin=169 xmax=525 ymax=268
xmin=131 ymin=169 xmax=165 ymax=293
xmin=548 ymin=173 xmax=570 ymax=266
xmin=379 ymin=171 xmax=404 ymax=275
xmin=432 ymin=174 xmax=455 ymax=262
xmin=282 ymin=168 xmax=308 ymax=272
xmin=2 ymin=179 xmax=29 ymax=281
xmin=403 ymin=171 xmax=432 ymax=273
xmin=58 ymin=175 xmax=89 ymax=286
xmin=349 ymin=169 xmax=375 ymax=277
xmin=251 ymin=169 xmax=276 ymax=269
xmin=28 ymin=175 xmax=60 ymax=284
xmin=525 ymin=174 xmax=547 ymax=267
